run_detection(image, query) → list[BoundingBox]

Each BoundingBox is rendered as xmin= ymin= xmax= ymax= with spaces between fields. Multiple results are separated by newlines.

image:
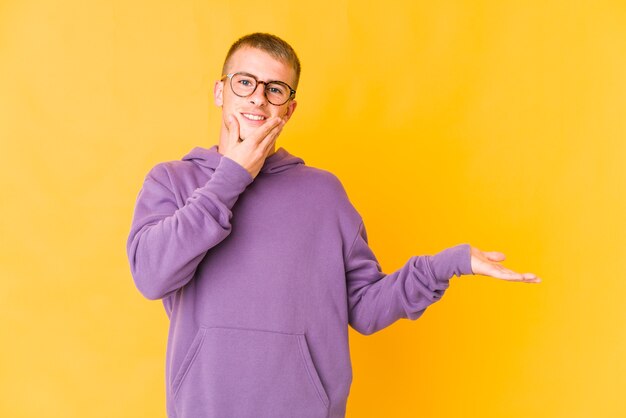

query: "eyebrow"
xmin=236 ymin=71 xmax=291 ymax=86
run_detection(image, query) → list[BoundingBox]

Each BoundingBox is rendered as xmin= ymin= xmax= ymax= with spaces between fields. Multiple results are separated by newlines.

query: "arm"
xmin=345 ymin=221 xmax=542 ymax=336
xmin=126 ymin=156 xmax=253 ymax=300
xmin=346 ymin=220 xmax=472 ymax=336
xmin=127 ymin=115 xmax=286 ymax=300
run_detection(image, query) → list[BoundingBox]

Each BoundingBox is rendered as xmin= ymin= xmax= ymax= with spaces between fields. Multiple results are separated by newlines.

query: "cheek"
xmin=221 ymin=97 xmax=240 ymax=119
xmin=280 ymin=107 xmax=292 ymax=120
xmin=221 ymin=91 xmax=238 ymax=108
xmin=271 ymin=106 xmax=288 ymax=119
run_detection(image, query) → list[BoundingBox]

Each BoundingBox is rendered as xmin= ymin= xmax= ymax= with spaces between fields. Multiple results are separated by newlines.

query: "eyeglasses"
xmin=222 ymin=72 xmax=296 ymax=106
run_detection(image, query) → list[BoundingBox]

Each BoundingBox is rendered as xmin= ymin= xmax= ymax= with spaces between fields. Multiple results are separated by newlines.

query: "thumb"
xmin=226 ymin=114 xmax=240 ymax=143
xmin=484 ymin=251 xmax=506 ymax=262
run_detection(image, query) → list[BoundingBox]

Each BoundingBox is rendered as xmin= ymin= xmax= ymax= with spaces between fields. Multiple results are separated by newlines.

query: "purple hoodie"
xmin=127 ymin=145 xmax=472 ymax=418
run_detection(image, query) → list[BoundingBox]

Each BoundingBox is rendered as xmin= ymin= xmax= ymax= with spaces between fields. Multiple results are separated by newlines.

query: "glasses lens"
xmin=231 ymin=73 xmax=256 ymax=97
xmin=266 ymin=82 xmax=290 ymax=105
xmin=229 ymin=73 xmax=292 ymax=105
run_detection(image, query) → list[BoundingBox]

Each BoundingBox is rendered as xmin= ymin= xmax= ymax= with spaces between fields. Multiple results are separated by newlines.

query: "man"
xmin=126 ymin=32 xmax=540 ymax=418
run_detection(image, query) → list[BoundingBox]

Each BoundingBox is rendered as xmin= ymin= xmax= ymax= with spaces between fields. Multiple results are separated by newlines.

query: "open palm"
xmin=470 ymin=246 xmax=541 ymax=283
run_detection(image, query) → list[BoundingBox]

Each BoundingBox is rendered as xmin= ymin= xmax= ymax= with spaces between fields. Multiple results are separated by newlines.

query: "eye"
xmin=267 ymin=83 xmax=287 ymax=96
xmin=232 ymin=74 xmax=256 ymax=88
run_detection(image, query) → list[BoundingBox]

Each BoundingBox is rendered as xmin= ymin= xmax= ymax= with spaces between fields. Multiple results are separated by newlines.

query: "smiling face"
xmin=214 ymin=47 xmax=298 ymax=150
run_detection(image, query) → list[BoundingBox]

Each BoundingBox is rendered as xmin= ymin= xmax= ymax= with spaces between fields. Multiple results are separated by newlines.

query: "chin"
xmin=239 ymin=129 xmax=253 ymax=141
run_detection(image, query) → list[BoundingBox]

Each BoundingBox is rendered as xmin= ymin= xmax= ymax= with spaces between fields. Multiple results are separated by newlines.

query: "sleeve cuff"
xmin=194 ymin=155 xmax=254 ymax=208
xmin=428 ymin=243 xmax=473 ymax=281
xmin=218 ymin=155 xmax=254 ymax=183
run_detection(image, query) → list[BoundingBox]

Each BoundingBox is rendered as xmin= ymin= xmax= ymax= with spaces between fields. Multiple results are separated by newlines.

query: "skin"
xmin=213 ymin=46 xmax=297 ymax=179
xmin=470 ymin=247 xmax=541 ymax=283
xmin=211 ymin=46 xmax=541 ymax=284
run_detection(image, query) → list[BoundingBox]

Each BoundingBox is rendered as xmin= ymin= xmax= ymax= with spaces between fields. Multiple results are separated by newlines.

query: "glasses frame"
xmin=222 ymin=72 xmax=296 ymax=106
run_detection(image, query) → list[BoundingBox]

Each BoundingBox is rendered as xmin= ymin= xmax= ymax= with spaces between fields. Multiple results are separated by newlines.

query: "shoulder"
xmin=295 ymin=165 xmax=348 ymax=193
xmin=294 ymin=165 xmax=362 ymax=222
xmin=144 ymin=159 xmax=205 ymax=189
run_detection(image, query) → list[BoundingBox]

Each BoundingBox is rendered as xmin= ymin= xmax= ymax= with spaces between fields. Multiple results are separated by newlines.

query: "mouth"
xmin=241 ymin=112 xmax=267 ymax=122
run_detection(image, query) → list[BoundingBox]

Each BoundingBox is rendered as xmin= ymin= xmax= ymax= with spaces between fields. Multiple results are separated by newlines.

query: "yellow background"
xmin=1 ymin=0 xmax=624 ymax=417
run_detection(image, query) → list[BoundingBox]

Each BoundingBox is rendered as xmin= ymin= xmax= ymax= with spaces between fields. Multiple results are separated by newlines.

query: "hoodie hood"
xmin=182 ymin=145 xmax=305 ymax=174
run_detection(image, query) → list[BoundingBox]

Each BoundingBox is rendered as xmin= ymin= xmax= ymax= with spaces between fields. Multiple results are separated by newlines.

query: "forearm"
xmin=127 ymin=156 xmax=253 ymax=300
xmin=346 ymin=221 xmax=472 ymax=335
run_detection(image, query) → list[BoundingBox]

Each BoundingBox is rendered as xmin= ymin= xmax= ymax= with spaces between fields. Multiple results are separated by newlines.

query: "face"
xmin=214 ymin=47 xmax=298 ymax=142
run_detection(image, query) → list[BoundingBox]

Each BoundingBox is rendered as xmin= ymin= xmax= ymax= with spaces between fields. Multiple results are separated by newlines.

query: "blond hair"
xmin=222 ymin=32 xmax=301 ymax=89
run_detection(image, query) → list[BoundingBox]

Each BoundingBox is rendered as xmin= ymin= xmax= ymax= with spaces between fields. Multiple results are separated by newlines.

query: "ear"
xmin=282 ymin=99 xmax=298 ymax=122
xmin=214 ymin=80 xmax=224 ymax=107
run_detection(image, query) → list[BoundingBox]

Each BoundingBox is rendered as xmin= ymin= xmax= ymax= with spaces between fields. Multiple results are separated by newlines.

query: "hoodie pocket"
xmin=171 ymin=326 xmax=330 ymax=418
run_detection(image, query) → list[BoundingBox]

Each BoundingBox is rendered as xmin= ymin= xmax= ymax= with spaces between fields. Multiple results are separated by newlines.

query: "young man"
xmin=127 ymin=33 xmax=540 ymax=418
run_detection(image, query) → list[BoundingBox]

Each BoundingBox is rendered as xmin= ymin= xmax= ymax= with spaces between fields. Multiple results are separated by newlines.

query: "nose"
xmin=248 ymin=81 xmax=268 ymax=106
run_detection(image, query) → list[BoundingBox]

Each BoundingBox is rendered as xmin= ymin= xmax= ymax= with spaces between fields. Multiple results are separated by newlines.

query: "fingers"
xmin=248 ymin=117 xmax=283 ymax=146
xmin=484 ymin=251 xmax=506 ymax=262
xmin=260 ymin=118 xmax=286 ymax=153
xmin=492 ymin=267 xmax=541 ymax=283
xmin=474 ymin=257 xmax=541 ymax=283
xmin=471 ymin=246 xmax=541 ymax=283
xmin=489 ymin=253 xmax=541 ymax=283
xmin=226 ymin=114 xmax=240 ymax=144
xmin=520 ymin=272 xmax=541 ymax=283
xmin=470 ymin=246 xmax=505 ymax=262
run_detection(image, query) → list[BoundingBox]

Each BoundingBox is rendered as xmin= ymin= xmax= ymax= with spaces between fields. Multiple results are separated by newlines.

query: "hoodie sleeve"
xmin=346 ymin=220 xmax=473 ymax=335
xmin=126 ymin=156 xmax=254 ymax=300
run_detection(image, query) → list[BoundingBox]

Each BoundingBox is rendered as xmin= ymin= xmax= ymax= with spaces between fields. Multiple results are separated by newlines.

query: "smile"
xmin=242 ymin=113 xmax=266 ymax=121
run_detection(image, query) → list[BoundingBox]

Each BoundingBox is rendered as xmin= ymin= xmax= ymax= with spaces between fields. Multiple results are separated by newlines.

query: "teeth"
xmin=242 ymin=113 xmax=266 ymax=121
